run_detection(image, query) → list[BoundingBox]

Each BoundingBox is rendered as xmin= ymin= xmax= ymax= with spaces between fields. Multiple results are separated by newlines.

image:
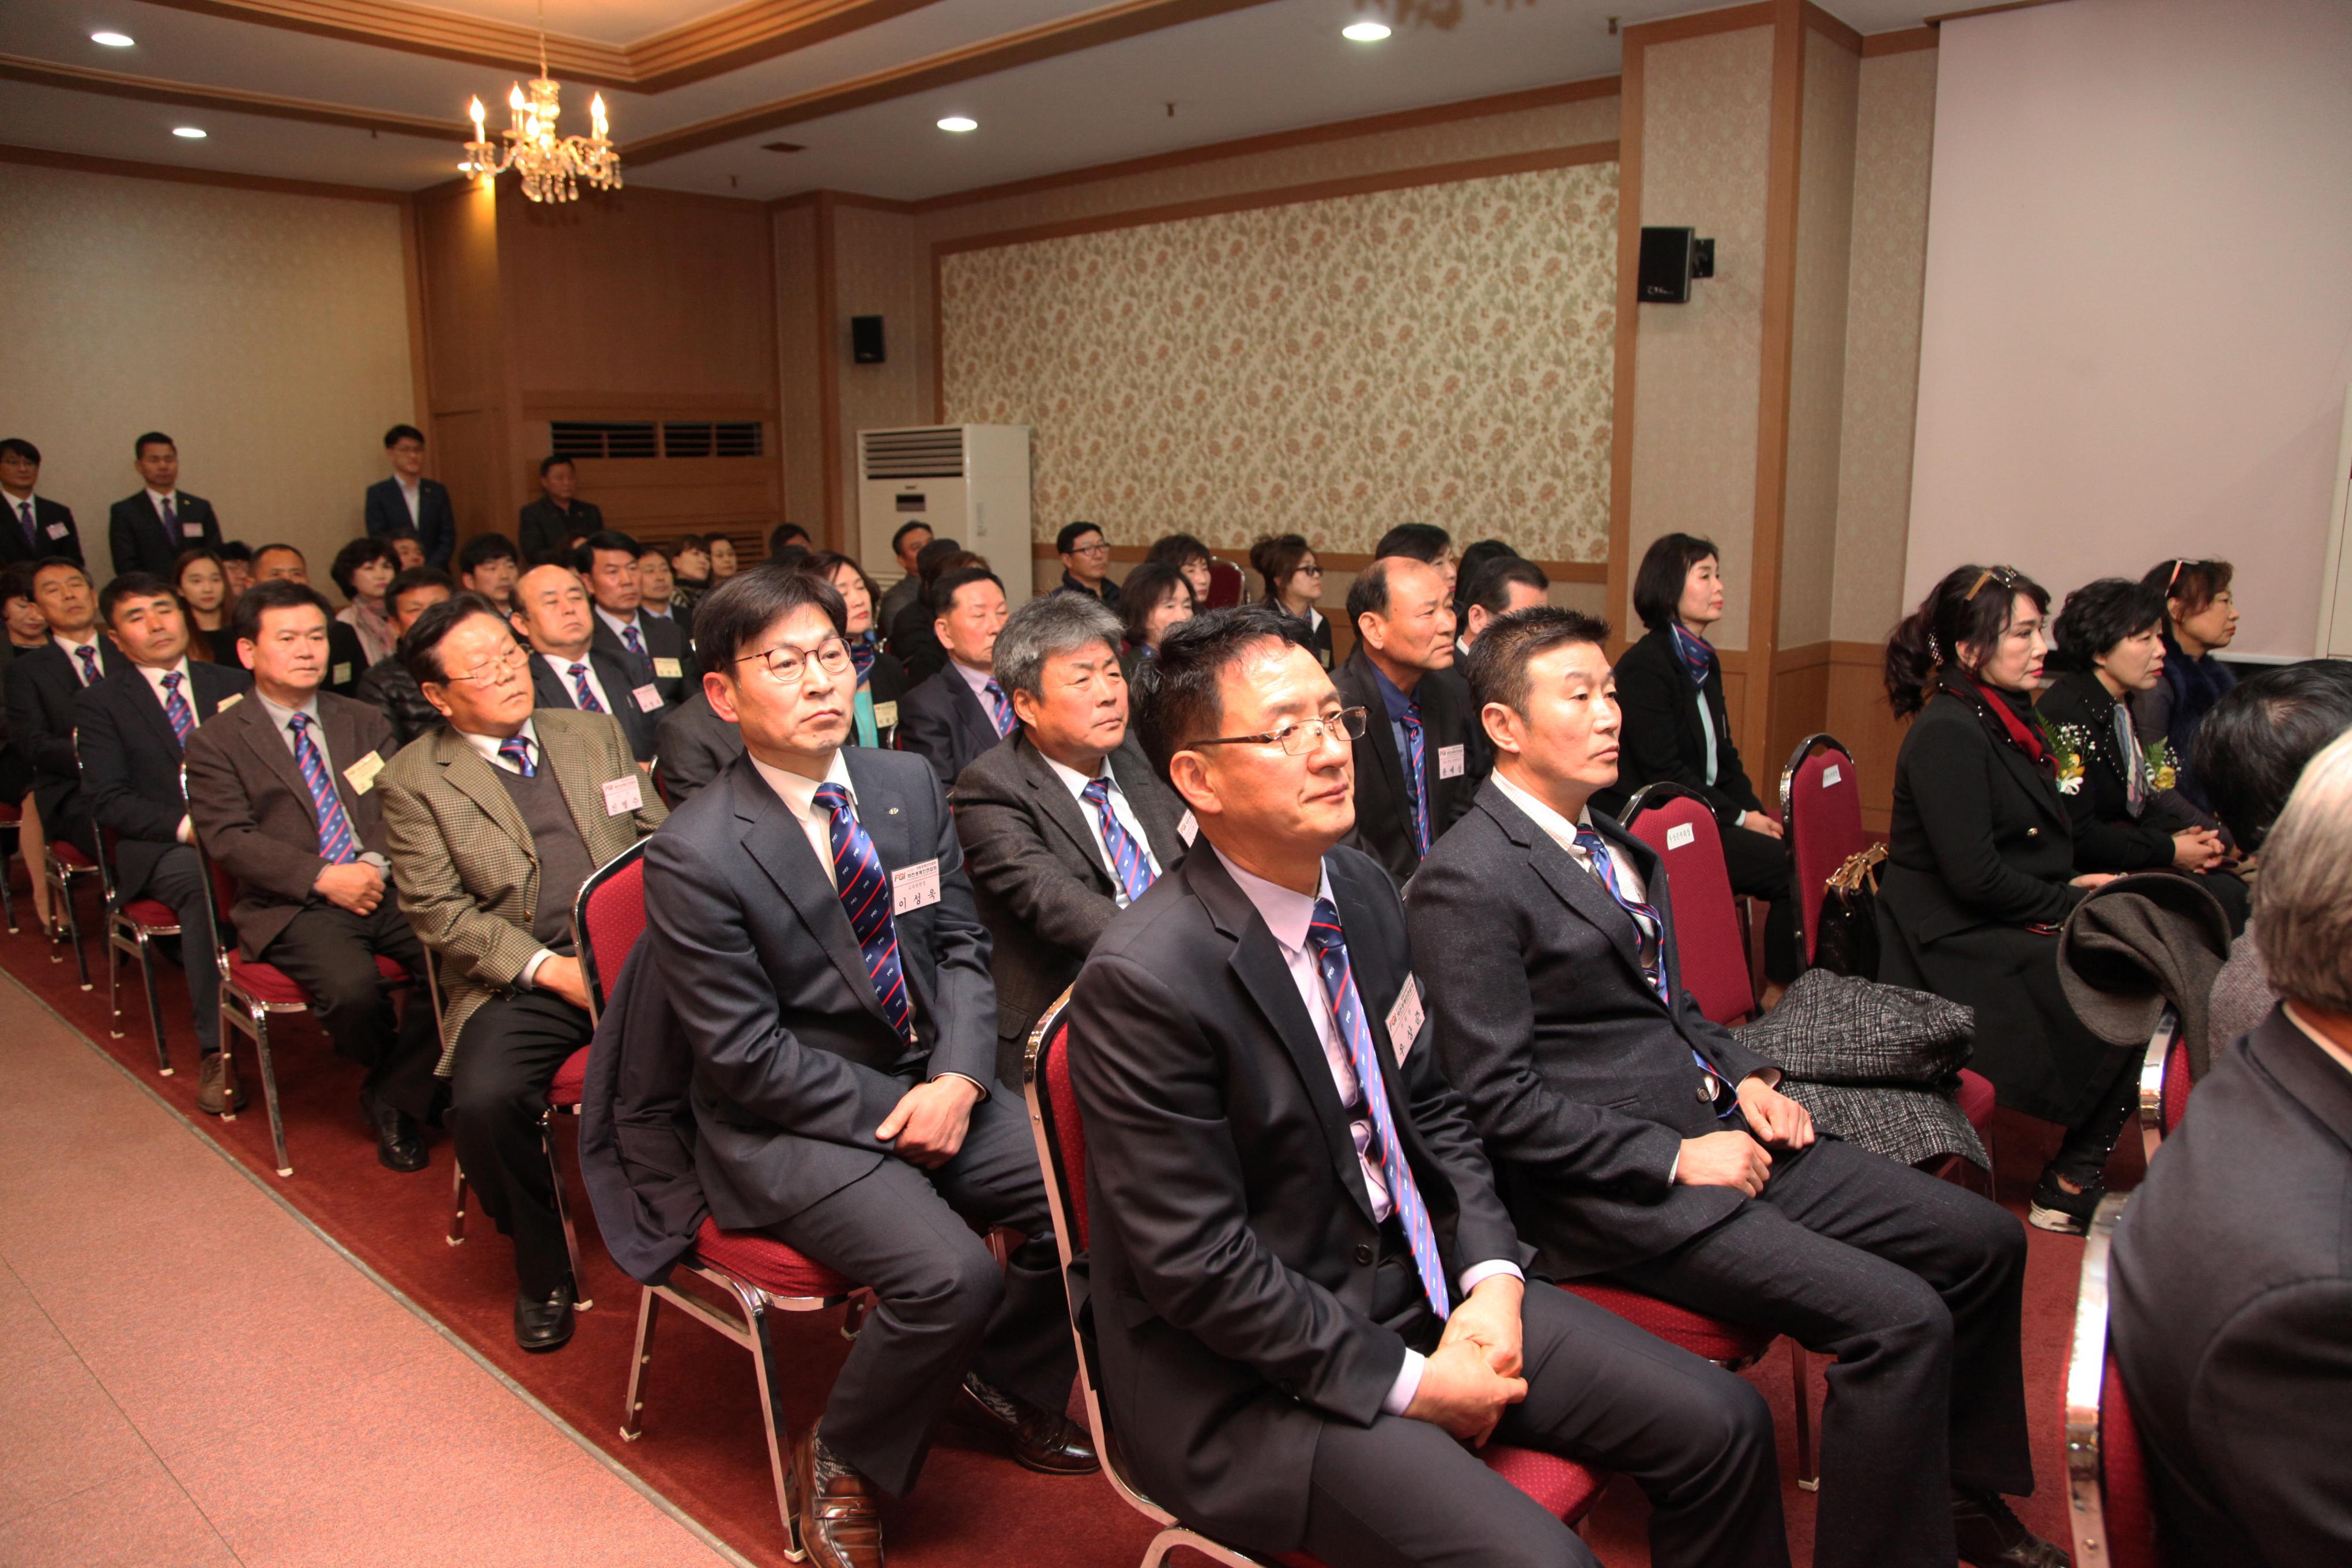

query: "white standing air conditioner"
xmin=857 ymin=425 xmax=1034 ymax=609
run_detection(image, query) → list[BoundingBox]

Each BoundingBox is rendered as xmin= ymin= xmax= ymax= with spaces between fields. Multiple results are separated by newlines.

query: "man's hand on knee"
xmin=1439 ymin=1273 xmax=1525 ymax=1378
xmin=1404 ymin=1336 xmax=1526 ymax=1448
xmin=877 ymin=1075 xmax=982 ymax=1169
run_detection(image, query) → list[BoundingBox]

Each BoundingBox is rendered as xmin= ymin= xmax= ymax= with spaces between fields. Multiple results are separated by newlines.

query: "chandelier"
xmin=460 ymin=2 xmax=620 ymax=203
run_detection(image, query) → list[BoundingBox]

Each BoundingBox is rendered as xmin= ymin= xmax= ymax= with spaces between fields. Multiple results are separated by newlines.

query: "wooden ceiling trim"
xmin=0 ymin=52 xmax=472 ymax=138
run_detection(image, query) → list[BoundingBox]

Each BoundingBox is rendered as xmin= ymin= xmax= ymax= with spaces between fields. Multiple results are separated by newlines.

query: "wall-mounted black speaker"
xmin=1638 ymin=227 xmax=1715 ymax=304
xmin=850 ymin=315 xmax=887 ymax=364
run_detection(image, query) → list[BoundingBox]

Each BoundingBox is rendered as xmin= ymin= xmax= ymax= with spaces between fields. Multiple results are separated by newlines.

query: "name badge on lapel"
xmin=653 ymin=657 xmax=683 ymax=680
xmin=1177 ymin=809 xmax=1197 ymax=846
xmin=601 ymin=773 xmax=643 ymax=815
xmin=344 ymin=751 xmax=385 ymax=794
xmin=331 ymin=663 xmax=352 ymax=685
xmin=891 ymin=858 xmax=941 ymax=914
xmin=214 ymin=692 xmax=242 ymax=712
xmin=872 ymin=700 xmax=898 ymax=730
xmin=1384 ymin=974 xmax=1426 ymax=1068
xmin=1437 ymin=744 xmax=1465 ymax=780
xmin=44 ymin=522 xmax=67 ymax=541
xmin=631 ymin=681 xmax=665 ymax=711
xmin=182 ymin=522 xmax=204 ymax=539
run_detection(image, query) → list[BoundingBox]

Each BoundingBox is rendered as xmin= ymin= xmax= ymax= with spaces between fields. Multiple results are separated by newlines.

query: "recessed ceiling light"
xmin=172 ymin=126 xmax=206 ymax=139
xmin=1341 ymin=21 xmax=1391 ymax=42
xmin=91 ymin=31 xmax=135 ymax=47
xmin=937 ymin=116 xmax=978 ymax=133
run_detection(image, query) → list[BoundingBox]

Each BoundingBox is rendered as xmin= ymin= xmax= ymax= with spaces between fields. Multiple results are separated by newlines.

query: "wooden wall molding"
xmin=814 ymin=191 xmax=846 ymax=549
xmin=0 ymin=52 xmax=470 ymax=140
xmin=1801 ymin=2 xmax=1864 ymax=54
xmin=1861 ymin=27 xmax=1940 ymax=56
xmin=1028 ymin=542 xmax=1608 ymax=581
xmin=0 ymin=139 xmax=405 ymax=203
xmin=1625 ymin=3 xmax=1776 ymax=49
xmin=1924 ymin=0 xmax=2072 ymax=25
xmin=1743 ymin=0 xmax=1808 ymax=758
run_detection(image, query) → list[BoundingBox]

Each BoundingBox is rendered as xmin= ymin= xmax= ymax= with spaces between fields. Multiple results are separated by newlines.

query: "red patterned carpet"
xmin=0 ymin=880 xmax=2114 ymax=1567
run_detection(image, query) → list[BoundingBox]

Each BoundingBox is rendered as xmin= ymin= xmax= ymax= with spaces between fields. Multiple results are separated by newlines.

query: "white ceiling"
xmin=7 ymin=0 xmax=1954 ymax=201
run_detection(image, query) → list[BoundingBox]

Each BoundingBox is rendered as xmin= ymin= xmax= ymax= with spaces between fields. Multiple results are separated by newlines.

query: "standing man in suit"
xmin=1409 ymin=607 xmax=2053 ymax=1568
xmin=895 ymin=566 xmax=1012 ymax=788
xmin=1068 ymin=605 xmax=1785 ymax=1568
xmin=1332 ymin=557 xmax=1479 ymax=885
xmin=579 ymin=532 xmax=689 ymax=707
xmin=108 ymin=432 xmax=222 ymax=578
xmin=876 ymin=521 xmax=932 ymax=631
xmin=352 ymin=567 xmax=453 ymax=745
xmin=184 ymin=581 xmax=441 ymax=1169
xmin=950 ymin=594 xmax=1186 ymax=1083
xmin=457 ymin=533 xmax=521 ymax=617
xmin=1052 ymin=521 xmax=1120 ymax=609
xmin=2112 ymin=732 xmax=2352 ymax=1568
xmin=6 ymin=559 xmax=122 ymax=876
xmin=516 ymin=457 xmax=601 ymax=566
xmin=250 ymin=545 xmax=369 ymax=695
xmin=511 ymin=563 xmax=660 ymax=764
xmin=74 ymin=574 xmax=251 ymax=1110
xmin=364 ymin=424 xmax=456 ymax=568
xmin=0 ymin=439 xmax=83 ymax=567
xmin=379 ymin=592 xmax=665 ymax=1350
xmin=645 ymin=568 xmax=1091 ymax=1568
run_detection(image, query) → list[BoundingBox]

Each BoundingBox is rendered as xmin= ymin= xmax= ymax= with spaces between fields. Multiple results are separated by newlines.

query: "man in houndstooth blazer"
xmin=379 ymin=593 xmax=665 ymax=1353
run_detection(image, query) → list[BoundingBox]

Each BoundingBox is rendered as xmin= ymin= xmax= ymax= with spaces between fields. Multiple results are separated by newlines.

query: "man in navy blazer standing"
xmin=641 ymin=565 xmax=1091 ymax=1568
xmin=364 ymin=424 xmax=456 ymax=567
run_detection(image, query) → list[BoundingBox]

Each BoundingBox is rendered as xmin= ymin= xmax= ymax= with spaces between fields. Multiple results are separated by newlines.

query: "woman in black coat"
xmin=2039 ymin=577 xmax=2247 ymax=929
xmin=1601 ymin=532 xmax=1797 ymax=981
xmin=1878 ymin=564 xmax=2129 ymax=1235
xmin=802 ymin=551 xmax=908 ymax=749
xmin=1249 ymin=533 xmax=1333 ymax=670
xmin=2129 ymin=557 xmax=2239 ymax=813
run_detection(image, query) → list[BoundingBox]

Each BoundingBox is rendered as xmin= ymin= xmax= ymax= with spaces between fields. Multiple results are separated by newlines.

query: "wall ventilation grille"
xmin=549 ymin=421 xmax=763 ymax=459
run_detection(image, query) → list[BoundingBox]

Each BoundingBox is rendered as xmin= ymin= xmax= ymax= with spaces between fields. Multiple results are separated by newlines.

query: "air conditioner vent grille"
xmin=860 ymin=427 xmax=965 ymax=480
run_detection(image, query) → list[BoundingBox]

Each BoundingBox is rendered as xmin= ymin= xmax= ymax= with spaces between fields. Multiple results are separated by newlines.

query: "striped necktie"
xmin=813 ymin=782 xmax=915 ymax=1042
xmin=621 ymin=622 xmax=647 ymax=661
xmin=1575 ymin=826 xmax=1737 ymax=1113
xmin=1398 ymin=707 xmax=1431 ymax=857
xmin=15 ymin=500 xmax=34 ymax=549
xmin=287 ymin=714 xmax=359 ymax=864
xmin=74 ymin=644 xmax=99 ymax=687
xmin=497 ymin=734 xmax=536 ymax=777
xmin=982 ymin=678 xmax=1016 ymax=738
xmin=159 ymin=670 xmax=195 ymax=743
xmin=567 ymin=662 xmax=605 ymax=714
xmin=1080 ymin=777 xmax=1154 ymax=903
xmin=1302 ymin=898 xmax=1449 ymax=1318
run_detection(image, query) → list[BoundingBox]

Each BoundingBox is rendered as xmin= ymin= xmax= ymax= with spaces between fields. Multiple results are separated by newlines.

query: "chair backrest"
xmin=179 ymin=768 xmax=241 ymax=989
xmin=1203 ymin=558 xmax=1245 ymax=610
xmin=1781 ymin=733 xmax=1867 ymax=967
xmin=71 ymin=729 xmax=124 ymax=903
xmin=571 ymin=836 xmax=651 ymax=1024
xmin=2136 ymin=1008 xmax=2182 ymax=1162
xmin=1620 ymin=784 xmax=1754 ymax=1026
xmin=2064 ymin=1192 xmax=2163 ymax=1568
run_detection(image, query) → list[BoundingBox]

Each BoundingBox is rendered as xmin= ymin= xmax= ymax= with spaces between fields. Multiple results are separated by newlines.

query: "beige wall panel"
xmin=772 ymin=203 xmax=826 ymax=532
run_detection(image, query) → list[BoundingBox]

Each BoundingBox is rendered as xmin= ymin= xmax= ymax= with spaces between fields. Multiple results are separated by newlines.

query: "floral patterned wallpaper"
xmin=938 ymin=161 xmax=1619 ymax=560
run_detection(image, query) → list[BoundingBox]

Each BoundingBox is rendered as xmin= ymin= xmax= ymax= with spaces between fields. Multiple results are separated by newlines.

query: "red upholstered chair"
xmin=1025 ymin=991 xmax=1609 ymax=1568
xmin=1204 ymin=558 xmax=1246 ymax=611
xmin=2064 ymin=1193 xmax=2163 ymax=1567
xmin=95 ymin=822 xmax=182 ymax=1076
xmin=43 ymin=800 xmax=101 ymax=990
xmin=1620 ymin=784 xmax=1758 ymax=1027
xmin=1779 ymin=734 xmax=1869 ymax=971
xmin=0 ymin=797 xmax=22 ymax=934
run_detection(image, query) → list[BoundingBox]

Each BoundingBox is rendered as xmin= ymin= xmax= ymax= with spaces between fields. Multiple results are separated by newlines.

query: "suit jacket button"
xmin=1354 ymin=1242 xmax=1374 ymax=1265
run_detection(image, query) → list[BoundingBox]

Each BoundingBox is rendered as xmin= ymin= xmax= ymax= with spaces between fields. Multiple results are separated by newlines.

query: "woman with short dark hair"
xmin=330 ymin=535 xmax=401 ymax=666
xmin=1607 ymin=532 xmax=1797 ymax=981
xmin=2132 ymin=557 xmax=2238 ymax=812
xmin=1880 ymin=564 xmax=2127 ymax=1234
xmin=798 ymin=550 xmax=908 ymax=749
xmin=1247 ymin=533 xmax=1330 ymax=668
xmin=1117 ymin=559 xmax=1195 ymax=673
xmin=1144 ymin=534 xmax=1214 ymax=606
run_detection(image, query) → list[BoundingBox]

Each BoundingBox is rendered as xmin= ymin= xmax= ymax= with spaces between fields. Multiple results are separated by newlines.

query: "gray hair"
xmin=993 ymin=592 xmax=1122 ymax=702
xmin=2252 ymin=730 xmax=2352 ymax=1014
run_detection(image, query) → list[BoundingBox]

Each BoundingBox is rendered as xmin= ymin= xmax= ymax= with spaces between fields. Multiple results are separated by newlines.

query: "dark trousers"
xmin=448 ymin=989 xmax=592 ymax=1299
xmin=1298 ymin=1249 xmax=1788 ymax=1568
xmin=133 ymin=845 xmax=221 ymax=1056
xmin=1721 ymin=820 xmax=1799 ymax=983
xmin=1608 ymin=1135 xmax=2032 ymax=1568
xmin=2051 ymin=1046 xmax=2143 ymax=1187
xmin=258 ymin=900 xmax=440 ymax=1118
xmin=764 ymin=1084 xmax=1076 ymax=1499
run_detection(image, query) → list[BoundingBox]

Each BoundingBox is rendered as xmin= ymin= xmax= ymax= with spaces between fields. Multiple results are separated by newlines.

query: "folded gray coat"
xmin=2057 ymin=872 xmax=2233 ymax=1079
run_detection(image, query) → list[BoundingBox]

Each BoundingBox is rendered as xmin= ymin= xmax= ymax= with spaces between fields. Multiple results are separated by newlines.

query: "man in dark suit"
xmin=1068 ymin=604 xmax=1784 ymax=1568
xmin=74 ymin=574 xmax=252 ymax=1110
xmin=108 ymin=432 xmax=223 ymax=578
xmin=2112 ymin=734 xmax=2352 ymax=1568
xmin=6 ymin=559 xmax=122 ymax=869
xmin=515 ymin=457 xmax=601 ymax=566
xmin=250 ymin=545 xmax=369 ymax=695
xmin=351 ymin=567 xmax=453 ymax=745
xmin=0 ymin=439 xmax=84 ymax=567
xmin=579 ymin=532 xmax=689 ymax=707
xmin=652 ymin=688 xmax=740 ymax=806
xmin=185 ymin=580 xmax=442 ymax=1170
xmin=379 ymin=593 xmax=666 ymax=1351
xmin=949 ymin=593 xmax=1185 ymax=1083
xmin=643 ymin=568 xmax=1090 ymax=1568
xmin=511 ymin=563 xmax=660 ymax=763
xmin=1408 ymin=606 xmax=2054 ymax=1568
xmin=1331 ymin=556 xmax=1480 ymax=884
xmin=456 ymin=532 xmax=520 ymax=617
xmin=895 ymin=565 xmax=1012 ymax=789
xmin=1051 ymin=521 xmax=1120 ymax=608
xmin=363 ymin=424 xmax=456 ymax=568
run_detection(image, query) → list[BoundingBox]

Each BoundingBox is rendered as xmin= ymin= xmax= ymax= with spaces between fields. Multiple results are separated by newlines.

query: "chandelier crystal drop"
xmin=459 ymin=1 xmax=620 ymax=203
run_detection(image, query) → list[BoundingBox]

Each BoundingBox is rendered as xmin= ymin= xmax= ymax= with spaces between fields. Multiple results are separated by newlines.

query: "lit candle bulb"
xmin=508 ymin=82 xmax=526 ymax=120
xmin=469 ymin=96 xmax=486 ymax=137
xmin=590 ymin=93 xmax=608 ymax=138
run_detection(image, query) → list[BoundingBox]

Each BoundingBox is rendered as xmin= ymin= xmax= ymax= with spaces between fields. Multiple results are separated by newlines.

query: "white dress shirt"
xmin=146 ymin=487 xmax=183 ymax=526
xmin=54 ymin=630 xmax=104 ymax=685
xmin=952 ymin=657 xmax=1000 ymax=706
xmin=539 ymin=650 xmax=618 ymax=716
xmin=1040 ymin=752 xmax=1159 ymax=907
xmin=1217 ymin=845 xmax=1520 ymax=1414
xmin=462 ymin=720 xmax=563 ymax=987
xmin=397 ymin=476 xmax=421 ymax=526
xmin=134 ymin=658 xmax=198 ymax=843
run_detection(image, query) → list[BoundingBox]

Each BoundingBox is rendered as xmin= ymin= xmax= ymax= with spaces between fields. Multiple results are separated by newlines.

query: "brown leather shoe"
xmin=953 ymin=1377 xmax=1099 ymax=1475
xmin=195 ymin=1054 xmax=247 ymax=1116
xmin=793 ymin=1431 xmax=883 ymax=1568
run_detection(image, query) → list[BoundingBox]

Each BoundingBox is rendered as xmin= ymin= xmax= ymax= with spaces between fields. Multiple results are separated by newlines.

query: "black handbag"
xmin=1811 ymin=843 xmax=1887 ymax=978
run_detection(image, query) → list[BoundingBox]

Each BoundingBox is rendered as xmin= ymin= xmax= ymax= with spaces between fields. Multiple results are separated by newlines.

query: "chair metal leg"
xmin=446 ymin=1160 xmax=469 ymax=1245
xmin=66 ymin=879 xmax=91 ymax=989
xmin=138 ymin=939 xmax=170 ymax=1075
xmin=620 ymin=1286 xmax=661 ymax=1441
xmin=251 ymin=1009 xmax=292 ymax=1177
xmin=0 ymin=838 xmax=17 ymax=933
xmin=742 ymin=1290 xmax=808 ymax=1564
xmin=216 ymin=998 xmax=241 ymax=1121
xmin=106 ymin=921 xmax=125 ymax=1038
xmin=1790 ymin=1340 xmax=1818 ymax=1491
xmin=540 ymin=1112 xmax=590 ymax=1311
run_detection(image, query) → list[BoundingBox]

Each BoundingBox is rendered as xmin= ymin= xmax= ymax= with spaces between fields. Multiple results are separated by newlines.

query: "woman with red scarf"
xmin=1880 ymin=564 xmax=2125 ymax=1236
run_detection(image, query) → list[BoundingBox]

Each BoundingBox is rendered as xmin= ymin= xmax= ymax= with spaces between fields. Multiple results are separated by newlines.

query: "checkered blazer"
xmin=379 ymin=708 xmax=666 ymax=1071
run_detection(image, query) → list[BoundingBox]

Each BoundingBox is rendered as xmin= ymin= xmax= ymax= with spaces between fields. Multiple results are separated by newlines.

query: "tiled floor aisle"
xmin=0 ymin=969 xmax=744 ymax=1568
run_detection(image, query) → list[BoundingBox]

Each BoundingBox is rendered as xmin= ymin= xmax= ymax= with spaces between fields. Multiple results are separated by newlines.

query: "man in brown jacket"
xmin=378 ymin=591 xmax=665 ymax=1352
xmin=184 ymin=581 xmax=439 ymax=1171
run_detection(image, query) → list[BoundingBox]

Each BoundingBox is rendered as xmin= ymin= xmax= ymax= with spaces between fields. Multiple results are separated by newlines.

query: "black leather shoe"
xmin=514 ymin=1284 xmax=575 ymax=1353
xmin=359 ymin=1090 xmax=428 ymax=1174
xmin=1954 ymin=1489 xmax=2071 ymax=1567
xmin=953 ymin=1376 xmax=1098 ymax=1475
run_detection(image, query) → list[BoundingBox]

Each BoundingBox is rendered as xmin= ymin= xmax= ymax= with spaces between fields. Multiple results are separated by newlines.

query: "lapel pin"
xmin=888 ymin=806 xmax=900 ymax=815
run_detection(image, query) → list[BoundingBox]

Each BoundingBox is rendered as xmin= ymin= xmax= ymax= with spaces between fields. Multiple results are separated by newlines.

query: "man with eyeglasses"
xmin=1065 ymin=604 xmax=1785 ymax=1568
xmin=378 ymin=592 xmax=666 ymax=1352
xmin=633 ymin=566 xmax=1092 ymax=1568
xmin=1052 ymin=521 xmax=1120 ymax=610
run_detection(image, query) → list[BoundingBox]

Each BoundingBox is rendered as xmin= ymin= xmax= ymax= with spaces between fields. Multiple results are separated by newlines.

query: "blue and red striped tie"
xmin=1399 ymin=708 xmax=1431 ymax=858
xmin=621 ymin=623 xmax=647 ymax=662
xmin=1577 ymin=827 xmax=1737 ymax=1110
xmin=982 ymin=678 xmax=1016 ymax=738
xmin=287 ymin=714 xmax=359 ymax=864
xmin=1303 ymin=898 xmax=1449 ymax=1320
xmin=159 ymin=671 xmax=195 ymax=743
xmin=567 ymin=662 xmax=605 ymax=714
xmin=1080 ymin=778 xmax=1154 ymax=903
xmin=814 ymin=782 xmax=915 ymax=1042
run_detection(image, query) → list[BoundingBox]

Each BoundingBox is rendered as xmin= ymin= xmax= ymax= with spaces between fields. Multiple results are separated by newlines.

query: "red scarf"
xmin=1969 ymin=679 xmax=2047 ymax=766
